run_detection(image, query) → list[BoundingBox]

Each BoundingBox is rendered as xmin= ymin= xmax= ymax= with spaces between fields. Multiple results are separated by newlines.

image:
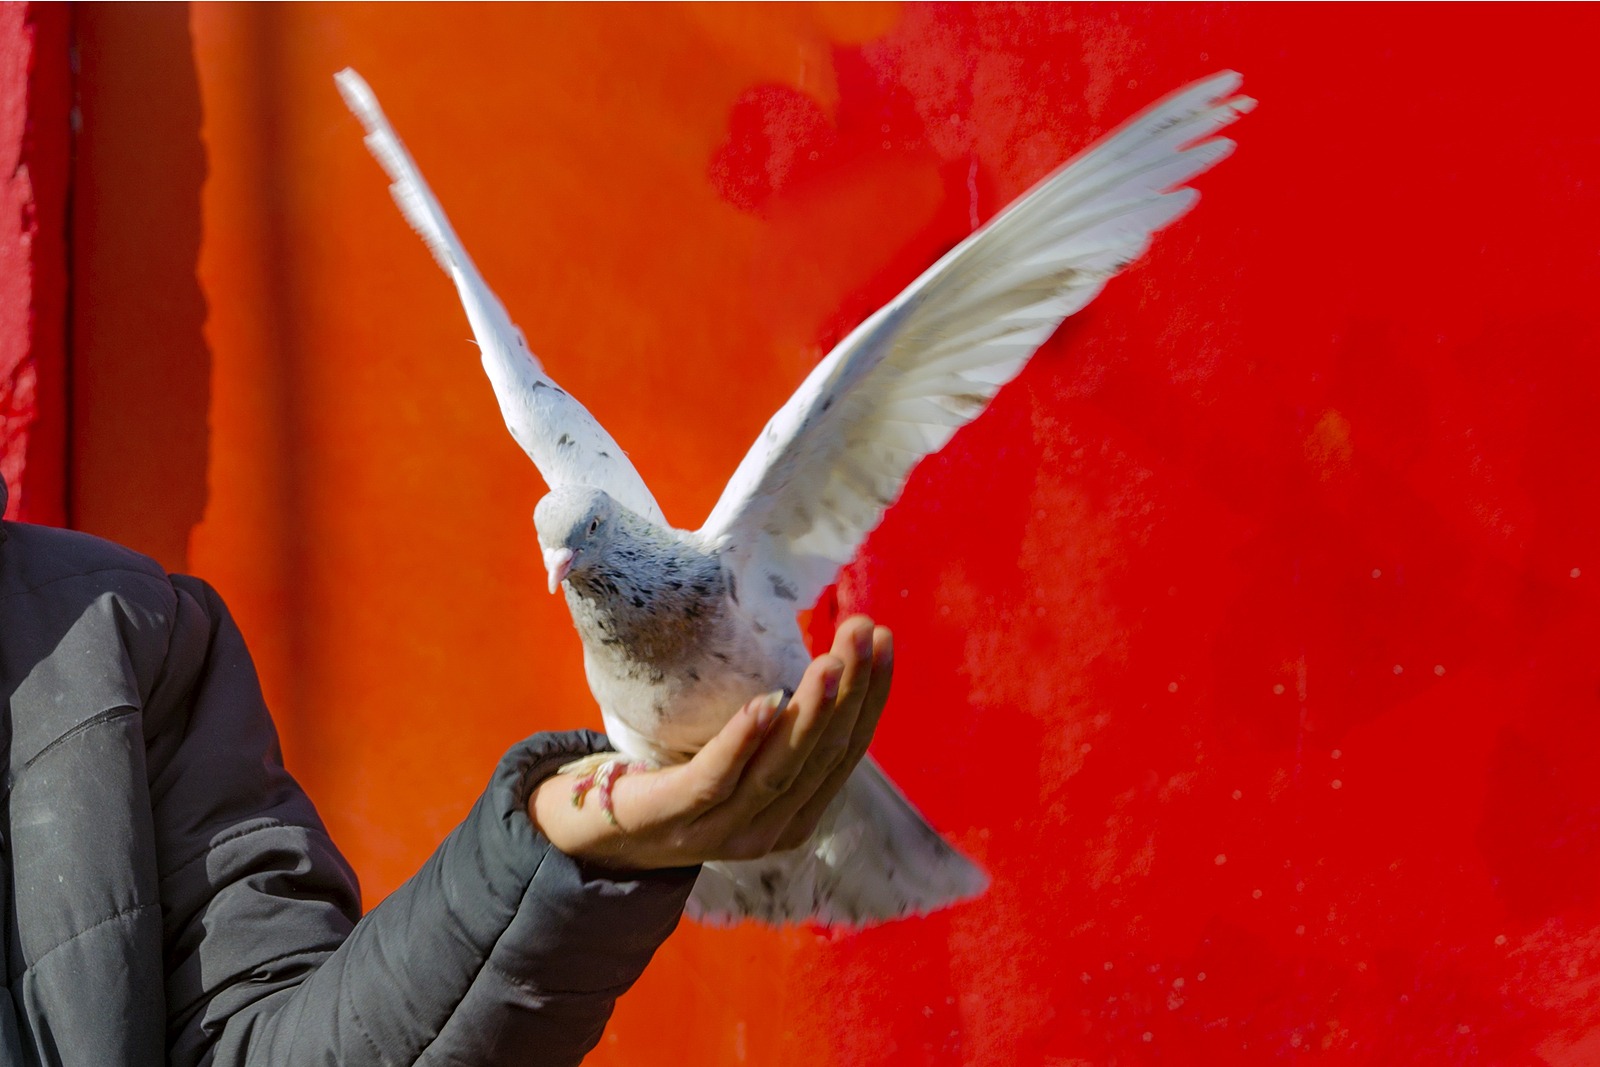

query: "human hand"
xmin=527 ymin=615 xmax=893 ymax=871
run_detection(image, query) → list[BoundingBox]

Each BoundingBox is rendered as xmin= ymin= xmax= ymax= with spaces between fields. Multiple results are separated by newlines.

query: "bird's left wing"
xmin=699 ymin=71 xmax=1252 ymax=606
xmin=336 ymin=68 xmax=667 ymax=527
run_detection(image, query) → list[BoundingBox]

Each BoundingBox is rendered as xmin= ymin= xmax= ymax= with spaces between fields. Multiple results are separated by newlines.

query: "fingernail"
xmin=854 ymin=626 xmax=873 ymax=661
xmin=876 ymin=639 xmax=893 ymax=670
xmin=822 ymin=666 xmax=842 ymax=700
xmin=756 ymin=689 xmax=786 ymax=729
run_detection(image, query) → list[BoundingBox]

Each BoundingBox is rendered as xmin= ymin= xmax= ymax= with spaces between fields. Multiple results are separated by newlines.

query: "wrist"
xmin=528 ymin=774 xmax=654 ymax=872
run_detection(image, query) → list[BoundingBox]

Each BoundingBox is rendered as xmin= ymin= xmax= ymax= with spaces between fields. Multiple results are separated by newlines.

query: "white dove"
xmin=337 ymin=68 xmax=1252 ymax=926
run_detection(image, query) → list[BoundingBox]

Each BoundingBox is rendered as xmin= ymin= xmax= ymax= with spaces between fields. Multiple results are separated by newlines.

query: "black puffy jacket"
xmin=0 ymin=488 xmax=696 ymax=1065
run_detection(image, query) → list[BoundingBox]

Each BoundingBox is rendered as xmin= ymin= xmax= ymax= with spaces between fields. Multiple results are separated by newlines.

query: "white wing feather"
xmin=699 ymin=71 xmax=1253 ymax=605
xmin=336 ymin=69 xmax=667 ymax=527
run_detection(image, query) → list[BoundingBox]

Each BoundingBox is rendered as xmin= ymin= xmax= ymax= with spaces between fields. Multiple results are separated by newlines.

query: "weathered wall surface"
xmin=0 ymin=2 xmax=67 ymax=524
xmin=49 ymin=4 xmax=1600 ymax=1065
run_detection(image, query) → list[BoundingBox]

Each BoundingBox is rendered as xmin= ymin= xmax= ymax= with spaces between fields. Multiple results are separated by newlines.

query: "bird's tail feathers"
xmin=688 ymin=756 xmax=987 ymax=929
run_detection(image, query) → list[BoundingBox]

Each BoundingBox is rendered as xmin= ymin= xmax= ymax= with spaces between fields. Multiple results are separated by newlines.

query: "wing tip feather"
xmin=333 ymin=67 xmax=383 ymax=130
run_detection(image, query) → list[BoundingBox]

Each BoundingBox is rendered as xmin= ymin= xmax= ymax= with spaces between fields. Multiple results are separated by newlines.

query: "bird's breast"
xmin=564 ymin=559 xmax=807 ymax=760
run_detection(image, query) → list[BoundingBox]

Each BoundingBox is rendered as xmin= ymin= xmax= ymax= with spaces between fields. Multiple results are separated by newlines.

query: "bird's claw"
xmin=560 ymin=756 xmax=653 ymax=827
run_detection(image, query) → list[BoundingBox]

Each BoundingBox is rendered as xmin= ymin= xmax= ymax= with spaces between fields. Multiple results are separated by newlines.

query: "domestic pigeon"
xmin=336 ymin=67 xmax=1252 ymax=927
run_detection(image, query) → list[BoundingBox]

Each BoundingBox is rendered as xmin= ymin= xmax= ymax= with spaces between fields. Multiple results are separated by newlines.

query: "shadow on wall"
xmin=70 ymin=5 xmax=209 ymax=571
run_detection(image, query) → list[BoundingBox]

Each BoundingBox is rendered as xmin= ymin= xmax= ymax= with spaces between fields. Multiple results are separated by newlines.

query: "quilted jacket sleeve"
xmin=149 ymin=575 xmax=698 ymax=1066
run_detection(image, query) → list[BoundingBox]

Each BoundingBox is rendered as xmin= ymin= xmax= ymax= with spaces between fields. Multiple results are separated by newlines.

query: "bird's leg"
xmin=558 ymin=753 xmax=656 ymax=826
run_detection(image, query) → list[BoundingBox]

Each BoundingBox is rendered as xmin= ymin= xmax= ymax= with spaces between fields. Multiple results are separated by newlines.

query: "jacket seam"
xmin=18 ymin=902 xmax=156 ymax=973
xmin=346 ymin=984 xmax=387 ymax=1066
xmin=481 ymin=954 xmax=634 ymax=1000
xmin=133 ymin=577 xmax=193 ymax=716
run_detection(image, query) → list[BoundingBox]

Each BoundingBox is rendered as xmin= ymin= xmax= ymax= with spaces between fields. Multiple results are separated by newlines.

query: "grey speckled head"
xmin=534 ymin=486 xmax=619 ymax=593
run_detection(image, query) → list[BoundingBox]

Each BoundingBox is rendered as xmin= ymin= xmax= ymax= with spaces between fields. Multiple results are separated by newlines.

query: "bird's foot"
xmin=558 ymin=753 xmax=655 ymax=826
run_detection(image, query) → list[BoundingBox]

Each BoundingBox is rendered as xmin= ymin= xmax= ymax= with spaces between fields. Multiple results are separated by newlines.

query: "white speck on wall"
xmin=1372 ymin=568 xmax=1382 ymax=578
xmin=1168 ymin=681 xmax=1179 ymax=693
xmin=1214 ymin=854 xmax=1227 ymax=865
xmin=1273 ymin=683 xmax=1285 ymax=694
xmin=1142 ymin=1032 xmax=1154 ymax=1043
xmin=1495 ymin=934 xmax=1508 ymax=946
xmin=1393 ymin=664 xmax=1404 ymax=675
xmin=1572 ymin=568 xmax=1582 ymax=578
xmin=1232 ymin=789 xmax=1242 ymax=800
xmin=1332 ymin=749 xmax=1342 ymax=759
xmin=1434 ymin=664 xmax=1446 ymax=676
xmin=1295 ymin=925 xmax=1306 ymax=936
xmin=1252 ymin=889 xmax=1263 ymax=899
xmin=1197 ymin=972 xmax=1206 ymax=982
xmin=1332 ymin=779 xmax=1342 ymax=790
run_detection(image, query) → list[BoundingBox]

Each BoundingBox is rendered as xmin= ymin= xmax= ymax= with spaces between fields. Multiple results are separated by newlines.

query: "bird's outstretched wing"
xmin=336 ymin=68 xmax=667 ymax=527
xmin=699 ymin=71 xmax=1252 ymax=606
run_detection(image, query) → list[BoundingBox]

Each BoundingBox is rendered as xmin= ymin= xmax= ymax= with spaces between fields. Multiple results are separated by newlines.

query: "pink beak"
xmin=543 ymin=547 xmax=575 ymax=594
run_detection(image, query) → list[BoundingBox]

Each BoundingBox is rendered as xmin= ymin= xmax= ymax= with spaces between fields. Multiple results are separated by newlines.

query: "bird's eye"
xmin=587 ymin=518 xmax=601 ymax=536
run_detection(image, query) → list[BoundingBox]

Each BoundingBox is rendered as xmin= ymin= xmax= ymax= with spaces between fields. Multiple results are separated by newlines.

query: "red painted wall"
xmin=55 ymin=4 xmax=1600 ymax=1065
xmin=0 ymin=2 xmax=67 ymax=524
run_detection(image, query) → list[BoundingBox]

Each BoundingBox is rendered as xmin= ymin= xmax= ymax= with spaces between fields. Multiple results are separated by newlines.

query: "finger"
xmin=775 ymin=626 xmax=894 ymax=848
xmin=827 ymin=615 xmax=879 ymax=729
xmin=721 ymin=617 xmax=880 ymax=856
xmin=712 ymin=649 xmax=847 ymax=822
xmin=677 ymin=689 xmax=787 ymax=811
xmin=756 ymin=616 xmax=878 ymax=822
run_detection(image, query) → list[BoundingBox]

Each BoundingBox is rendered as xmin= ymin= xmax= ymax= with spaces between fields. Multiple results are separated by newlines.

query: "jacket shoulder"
xmin=0 ymin=522 xmax=187 ymax=765
xmin=0 ymin=520 xmax=170 ymax=600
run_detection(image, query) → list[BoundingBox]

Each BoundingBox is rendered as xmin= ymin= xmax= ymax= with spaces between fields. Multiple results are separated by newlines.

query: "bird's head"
xmin=533 ymin=486 xmax=619 ymax=594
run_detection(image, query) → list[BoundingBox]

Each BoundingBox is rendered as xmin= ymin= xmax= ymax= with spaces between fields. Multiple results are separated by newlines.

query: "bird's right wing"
xmin=336 ymin=69 xmax=667 ymax=527
xmin=699 ymin=72 xmax=1251 ymax=607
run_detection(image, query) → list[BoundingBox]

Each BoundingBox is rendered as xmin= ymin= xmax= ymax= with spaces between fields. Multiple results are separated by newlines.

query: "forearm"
xmin=177 ymin=731 xmax=697 ymax=1067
